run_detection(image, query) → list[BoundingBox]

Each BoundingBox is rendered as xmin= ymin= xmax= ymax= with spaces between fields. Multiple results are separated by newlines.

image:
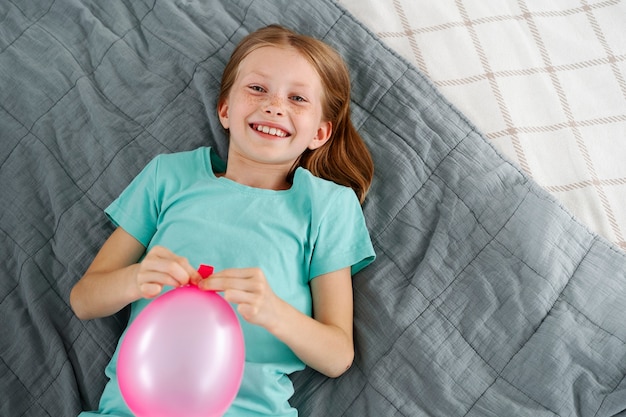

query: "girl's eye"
xmin=290 ymin=95 xmax=306 ymax=103
xmin=249 ymin=85 xmax=265 ymax=93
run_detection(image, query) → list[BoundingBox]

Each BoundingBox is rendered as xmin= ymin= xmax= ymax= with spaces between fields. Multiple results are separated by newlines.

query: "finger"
xmin=144 ymin=246 xmax=197 ymax=283
xmin=198 ymin=275 xmax=254 ymax=292
xmin=189 ymin=272 xmax=203 ymax=287
xmin=137 ymin=269 xmax=183 ymax=291
xmin=147 ymin=245 xmax=177 ymax=260
xmin=209 ymin=268 xmax=258 ymax=280
xmin=236 ymin=302 xmax=260 ymax=322
xmin=222 ymin=287 xmax=257 ymax=305
xmin=143 ymin=257 xmax=191 ymax=286
xmin=197 ymin=275 xmax=224 ymax=291
xmin=139 ymin=282 xmax=163 ymax=298
xmin=173 ymin=256 xmax=202 ymax=285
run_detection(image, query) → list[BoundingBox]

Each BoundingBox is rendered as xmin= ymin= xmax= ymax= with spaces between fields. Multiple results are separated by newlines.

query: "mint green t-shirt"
xmin=81 ymin=147 xmax=375 ymax=417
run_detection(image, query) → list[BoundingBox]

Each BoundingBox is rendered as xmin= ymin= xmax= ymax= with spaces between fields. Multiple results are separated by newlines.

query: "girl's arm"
xmin=291 ymin=268 xmax=354 ymax=377
xmin=70 ymin=227 xmax=200 ymax=320
xmin=199 ymin=267 xmax=354 ymax=378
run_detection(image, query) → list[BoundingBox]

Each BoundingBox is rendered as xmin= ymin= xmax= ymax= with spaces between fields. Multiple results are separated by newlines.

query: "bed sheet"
xmin=339 ymin=0 xmax=626 ymax=250
xmin=2 ymin=1 xmax=626 ymax=416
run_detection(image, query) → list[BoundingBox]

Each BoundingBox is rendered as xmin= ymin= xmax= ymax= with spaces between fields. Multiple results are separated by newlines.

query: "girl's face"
xmin=218 ymin=46 xmax=332 ymax=169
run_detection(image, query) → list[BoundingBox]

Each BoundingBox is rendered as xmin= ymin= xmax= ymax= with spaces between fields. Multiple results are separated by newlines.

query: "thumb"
xmin=140 ymin=282 xmax=162 ymax=298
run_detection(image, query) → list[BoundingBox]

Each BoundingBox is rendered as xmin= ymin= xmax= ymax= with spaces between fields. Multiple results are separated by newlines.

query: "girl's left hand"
xmin=197 ymin=268 xmax=280 ymax=329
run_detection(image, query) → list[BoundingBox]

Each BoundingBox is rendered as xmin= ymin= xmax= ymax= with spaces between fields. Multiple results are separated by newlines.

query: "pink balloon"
xmin=118 ymin=285 xmax=245 ymax=417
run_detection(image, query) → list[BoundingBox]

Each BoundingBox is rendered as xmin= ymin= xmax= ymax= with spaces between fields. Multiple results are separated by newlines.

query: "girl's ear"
xmin=218 ymin=99 xmax=229 ymax=129
xmin=308 ymin=121 xmax=332 ymax=150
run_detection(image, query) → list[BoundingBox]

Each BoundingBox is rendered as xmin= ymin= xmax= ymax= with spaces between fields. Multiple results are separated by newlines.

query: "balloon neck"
xmin=198 ymin=264 xmax=214 ymax=279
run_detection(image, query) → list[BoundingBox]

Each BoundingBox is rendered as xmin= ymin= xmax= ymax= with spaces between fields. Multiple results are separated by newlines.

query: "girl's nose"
xmin=264 ymin=94 xmax=284 ymax=116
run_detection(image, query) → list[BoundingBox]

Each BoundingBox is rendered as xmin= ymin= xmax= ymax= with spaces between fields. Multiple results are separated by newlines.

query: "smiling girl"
xmin=71 ymin=25 xmax=375 ymax=416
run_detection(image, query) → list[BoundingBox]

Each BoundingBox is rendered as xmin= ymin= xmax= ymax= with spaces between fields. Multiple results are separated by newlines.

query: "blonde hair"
xmin=218 ymin=25 xmax=374 ymax=203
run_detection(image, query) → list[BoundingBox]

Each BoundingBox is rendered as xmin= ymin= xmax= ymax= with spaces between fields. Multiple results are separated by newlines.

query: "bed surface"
xmin=339 ymin=0 xmax=626 ymax=251
xmin=2 ymin=1 xmax=626 ymax=416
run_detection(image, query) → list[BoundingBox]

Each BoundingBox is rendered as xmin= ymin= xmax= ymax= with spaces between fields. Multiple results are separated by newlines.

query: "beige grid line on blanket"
xmin=339 ymin=0 xmax=626 ymax=250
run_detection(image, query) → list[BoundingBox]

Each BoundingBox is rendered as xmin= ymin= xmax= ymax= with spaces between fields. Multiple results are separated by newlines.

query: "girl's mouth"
xmin=250 ymin=123 xmax=290 ymax=138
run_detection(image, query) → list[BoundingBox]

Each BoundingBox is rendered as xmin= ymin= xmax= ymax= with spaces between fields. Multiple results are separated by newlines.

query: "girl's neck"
xmin=220 ymin=156 xmax=293 ymax=191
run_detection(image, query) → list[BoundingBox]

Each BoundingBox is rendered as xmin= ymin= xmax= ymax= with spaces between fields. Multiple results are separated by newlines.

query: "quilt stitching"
xmin=344 ymin=364 xmax=405 ymax=417
xmin=353 ymin=254 xmax=432 ymax=413
xmin=348 ymin=0 xmax=626 ymax=250
xmin=1 ymin=1 xmax=236 ymax=393
xmin=561 ymin=297 xmax=626 ymax=347
xmin=0 ymin=116 xmax=28 ymax=168
xmin=2 ymin=122 xmax=135 ymax=414
xmin=0 ymin=354 xmax=35 ymax=413
xmin=139 ymin=60 xmax=208 ymax=126
xmin=367 ymin=128 xmax=471 ymax=244
xmin=1 ymin=281 xmax=85 ymax=412
xmin=336 ymin=362 xmax=401 ymax=416
xmin=594 ymin=372 xmax=626 ymax=417
xmin=4 ymin=2 xmax=156 ymax=133
xmin=0 ymin=130 xmax=110 ymax=279
xmin=359 ymin=66 xmax=414 ymax=123
xmin=115 ymin=28 xmax=210 ymax=111
xmin=360 ymin=244 xmax=499 ymax=414
xmin=422 ymin=166 xmax=584 ymax=415
xmin=19 ymin=357 xmax=74 ymax=417
xmin=424 ymin=145 xmax=567 ymax=299
xmin=356 ymin=320 xmax=423 ymax=417
xmin=18 ymin=402 xmax=47 ymax=417
xmin=3 ymin=324 xmax=68 ymax=417
xmin=361 ymin=128 xmax=567 ymax=412
xmin=3 ymin=1 xmax=626 ymax=415
xmin=1 ymin=0 xmax=56 ymax=55
xmin=493 ymin=242 xmax=596 ymax=414
xmin=70 ymin=316 xmax=127 ymax=367
xmin=0 ymin=238 xmax=31 ymax=305
xmin=464 ymin=375 xmax=562 ymax=417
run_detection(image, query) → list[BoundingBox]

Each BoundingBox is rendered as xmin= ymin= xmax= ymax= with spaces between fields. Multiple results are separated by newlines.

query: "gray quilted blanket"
xmin=2 ymin=1 xmax=626 ymax=416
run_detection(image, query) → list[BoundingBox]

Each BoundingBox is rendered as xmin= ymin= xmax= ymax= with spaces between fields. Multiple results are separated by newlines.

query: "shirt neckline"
xmin=204 ymin=147 xmax=300 ymax=196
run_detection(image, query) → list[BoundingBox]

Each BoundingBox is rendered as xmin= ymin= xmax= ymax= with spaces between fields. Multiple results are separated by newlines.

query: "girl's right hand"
xmin=135 ymin=246 xmax=201 ymax=299
xmin=72 ymin=228 xmax=203 ymax=320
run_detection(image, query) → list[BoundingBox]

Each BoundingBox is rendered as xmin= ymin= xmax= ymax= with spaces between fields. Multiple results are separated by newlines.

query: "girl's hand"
xmin=197 ymin=268 xmax=280 ymax=329
xmin=198 ymin=266 xmax=354 ymax=378
xmin=136 ymin=246 xmax=201 ymax=299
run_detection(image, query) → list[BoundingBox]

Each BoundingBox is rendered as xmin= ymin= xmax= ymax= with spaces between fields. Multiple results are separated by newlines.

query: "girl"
xmin=71 ymin=24 xmax=375 ymax=416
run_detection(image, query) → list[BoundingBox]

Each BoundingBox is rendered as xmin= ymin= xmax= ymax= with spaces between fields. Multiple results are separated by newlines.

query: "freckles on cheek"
xmin=245 ymin=95 xmax=263 ymax=106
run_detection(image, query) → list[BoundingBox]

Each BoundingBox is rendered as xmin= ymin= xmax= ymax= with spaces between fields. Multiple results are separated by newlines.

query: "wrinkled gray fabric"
xmin=1 ymin=1 xmax=625 ymax=416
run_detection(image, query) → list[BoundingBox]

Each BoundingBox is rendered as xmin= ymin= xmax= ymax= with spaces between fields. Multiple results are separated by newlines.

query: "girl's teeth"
xmin=256 ymin=125 xmax=286 ymax=137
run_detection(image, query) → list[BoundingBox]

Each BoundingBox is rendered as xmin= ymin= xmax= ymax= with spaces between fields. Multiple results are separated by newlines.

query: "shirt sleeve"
xmin=309 ymin=187 xmax=376 ymax=279
xmin=104 ymin=156 xmax=161 ymax=247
